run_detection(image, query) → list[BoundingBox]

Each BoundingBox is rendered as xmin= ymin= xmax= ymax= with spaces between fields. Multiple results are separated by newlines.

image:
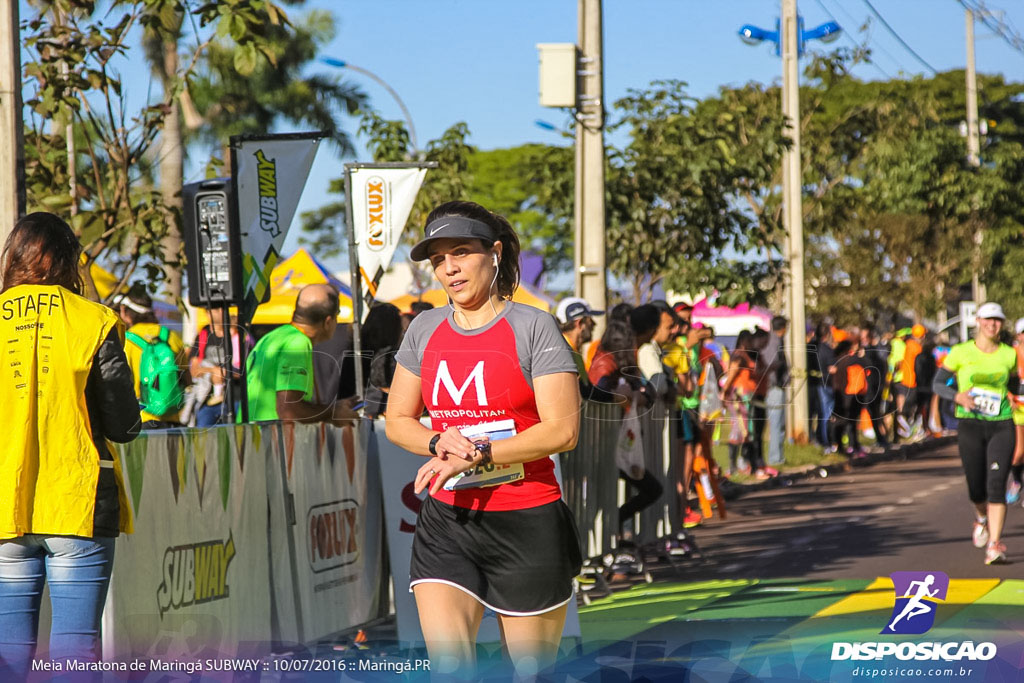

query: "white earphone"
xmin=493 ymin=253 xmax=499 ymax=267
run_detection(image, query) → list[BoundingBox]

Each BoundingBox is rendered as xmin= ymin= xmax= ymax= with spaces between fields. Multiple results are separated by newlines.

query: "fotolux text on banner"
xmin=231 ymin=133 xmax=323 ymax=326
xmin=348 ymin=165 xmax=428 ymax=317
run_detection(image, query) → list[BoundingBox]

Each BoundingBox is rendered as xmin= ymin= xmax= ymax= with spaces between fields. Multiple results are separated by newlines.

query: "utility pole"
xmin=781 ymin=0 xmax=809 ymax=443
xmin=0 ymin=0 xmax=25 ymax=254
xmin=576 ymin=0 xmax=607 ymax=322
xmin=965 ymin=7 xmax=986 ymax=303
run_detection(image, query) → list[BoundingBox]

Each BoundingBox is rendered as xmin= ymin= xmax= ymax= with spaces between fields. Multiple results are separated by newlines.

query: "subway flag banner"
xmin=233 ymin=134 xmax=322 ymax=326
xmin=348 ymin=165 xmax=428 ymax=318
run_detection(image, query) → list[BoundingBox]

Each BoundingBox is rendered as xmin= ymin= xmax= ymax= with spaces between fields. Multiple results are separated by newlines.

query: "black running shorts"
xmin=409 ymin=495 xmax=583 ymax=616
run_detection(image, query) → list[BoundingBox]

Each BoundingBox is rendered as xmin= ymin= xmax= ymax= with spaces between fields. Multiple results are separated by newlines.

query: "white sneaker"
xmin=985 ymin=541 xmax=1007 ymax=565
xmin=973 ymin=520 xmax=990 ymax=548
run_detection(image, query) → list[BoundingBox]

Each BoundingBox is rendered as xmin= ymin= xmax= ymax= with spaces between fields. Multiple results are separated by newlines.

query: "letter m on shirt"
xmin=432 ymin=360 xmax=488 ymax=406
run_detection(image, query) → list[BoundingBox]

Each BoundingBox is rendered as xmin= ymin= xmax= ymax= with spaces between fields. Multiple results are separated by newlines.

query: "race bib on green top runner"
xmin=969 ymin=387 xmax=1002 ymax=417
xmin=443 ymin=419 xmax=525 ymax=491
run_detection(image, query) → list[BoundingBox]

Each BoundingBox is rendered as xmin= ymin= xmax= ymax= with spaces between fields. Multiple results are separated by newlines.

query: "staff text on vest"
xmin=2 ymin=292 xmax=61 ymax=320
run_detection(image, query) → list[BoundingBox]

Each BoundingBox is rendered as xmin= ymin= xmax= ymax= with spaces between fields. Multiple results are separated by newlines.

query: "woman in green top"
xmin=932 ymin=302 xmax=1019 ymax=565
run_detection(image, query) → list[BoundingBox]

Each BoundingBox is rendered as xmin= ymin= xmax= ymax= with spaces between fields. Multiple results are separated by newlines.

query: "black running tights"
xmin=957 ymin=418 xmax=1014 ymax=504
xmin=618 ymin=469 xmax=664 ymax=534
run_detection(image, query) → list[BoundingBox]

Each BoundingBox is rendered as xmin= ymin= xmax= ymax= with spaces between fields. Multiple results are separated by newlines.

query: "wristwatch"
xmin=428 ymin=433 xmax=441 ymax=456
xmin=474 ymin=441 xmax=493 ymax=467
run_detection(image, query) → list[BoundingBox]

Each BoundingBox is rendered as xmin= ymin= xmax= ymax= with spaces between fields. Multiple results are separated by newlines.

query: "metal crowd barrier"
xmin=559 ymin=399 xmax=681 ymax=558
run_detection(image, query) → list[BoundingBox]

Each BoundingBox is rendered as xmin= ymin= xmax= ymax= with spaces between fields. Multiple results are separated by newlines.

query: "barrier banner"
xmin=232 ymin=133 xmax=322 ymax=326
xmin=268 ymin=422 xmax=383 ymax=645
xmin=374 ymin=423 xmax=581 ymax=644
xmin=104 ymin=425 xmax=271 ymax=661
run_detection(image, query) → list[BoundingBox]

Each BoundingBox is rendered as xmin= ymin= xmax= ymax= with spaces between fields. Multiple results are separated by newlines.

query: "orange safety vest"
xmin=846 ymin=363 xmax=867 ymax=395
xmin=901 ymin=338 xmax=923 ymax=388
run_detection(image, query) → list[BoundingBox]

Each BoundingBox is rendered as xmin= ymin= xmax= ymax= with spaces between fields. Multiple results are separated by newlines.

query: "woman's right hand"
xmin=955 ymin=391 xmax=977 ymax=412
xmin=415 ymin=452 xmax=479 ymax=495
xmin=434 ymin=426 xmax=477 ymax=461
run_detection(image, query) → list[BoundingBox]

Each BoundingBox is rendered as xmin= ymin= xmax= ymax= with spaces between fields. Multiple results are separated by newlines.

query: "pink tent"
xmin=690 ymin=298 xmax=772 ymax=337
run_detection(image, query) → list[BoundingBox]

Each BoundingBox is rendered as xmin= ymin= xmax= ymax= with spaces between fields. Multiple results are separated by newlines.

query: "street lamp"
xmin=738 ymin=3 xmax=841 ymax=446
xmin=738 ymin=18 xmax=841 ymax=54
xmin=320 ymin=57 xmax=419 ymax=155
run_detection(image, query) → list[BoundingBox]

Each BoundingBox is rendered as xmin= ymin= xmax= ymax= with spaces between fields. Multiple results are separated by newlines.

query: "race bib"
xmin=969 ymin=387 xmax=1002 ymax=417
xmin=443 ymin=419 xmax=525 ymax=491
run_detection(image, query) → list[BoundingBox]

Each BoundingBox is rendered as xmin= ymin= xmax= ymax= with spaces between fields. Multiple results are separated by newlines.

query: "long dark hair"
xmin=424 ymin=201 xmax=521 ymax=299
xmin=363 ymin=302 xmax=403 ymax=353
xmin=1 ymin=212 xmax=83 ymax=294
xmin=598 ymin=320 xmax=641 ymax=389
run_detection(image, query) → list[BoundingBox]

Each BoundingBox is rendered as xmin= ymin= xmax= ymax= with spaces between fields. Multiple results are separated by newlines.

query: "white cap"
xmin=1015 ymin=318 xmax=1024 ymax=335
xmin=976 ymin=302 xmax=1006 ymax=321
xmin=555 ymin=297 xmax=605 ymax=324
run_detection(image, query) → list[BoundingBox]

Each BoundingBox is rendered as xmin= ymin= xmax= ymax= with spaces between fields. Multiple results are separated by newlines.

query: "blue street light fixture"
xmin=737 ymin=18 xmax=841 ymax=56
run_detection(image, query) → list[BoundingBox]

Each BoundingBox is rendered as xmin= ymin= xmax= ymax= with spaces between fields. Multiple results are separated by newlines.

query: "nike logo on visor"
xmin=429 ymin=223 xmax=450 ymax=236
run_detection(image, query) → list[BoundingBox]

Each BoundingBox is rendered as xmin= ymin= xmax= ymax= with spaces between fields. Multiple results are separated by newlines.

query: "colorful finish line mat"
xmin=552 ymin=577 xmax=1024 ymax=682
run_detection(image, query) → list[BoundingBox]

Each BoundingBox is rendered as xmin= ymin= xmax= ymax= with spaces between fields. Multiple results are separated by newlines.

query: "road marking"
xmin=897 ymin=497 xmax=914 ymax=505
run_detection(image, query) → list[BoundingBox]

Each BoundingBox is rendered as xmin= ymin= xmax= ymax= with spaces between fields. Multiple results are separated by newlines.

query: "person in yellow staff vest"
xmin=0 ymin=213 xmax=140 ymax=676
xmin=113 ymin=284 xmax=190 ymax=429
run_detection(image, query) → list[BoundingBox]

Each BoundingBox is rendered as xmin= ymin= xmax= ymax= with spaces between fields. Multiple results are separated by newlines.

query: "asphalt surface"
xmin=675 ymin=441 xmax=1023 ymax=580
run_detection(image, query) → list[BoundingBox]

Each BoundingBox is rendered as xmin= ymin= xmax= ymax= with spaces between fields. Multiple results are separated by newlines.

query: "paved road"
xmin=676 ymin=442 xmax=1023 ymax=580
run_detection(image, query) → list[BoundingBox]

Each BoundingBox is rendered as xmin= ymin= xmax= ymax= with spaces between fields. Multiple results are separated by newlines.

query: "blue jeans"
xmin=195 ymin=402 xmax=224 ymax=427
xmin=0 ymin=535 xmax=115 ymax=676
xmin=817 ymin=384 xmax=836 ymax=447
xmin=766 ymin=387 xmax=786 ymax=466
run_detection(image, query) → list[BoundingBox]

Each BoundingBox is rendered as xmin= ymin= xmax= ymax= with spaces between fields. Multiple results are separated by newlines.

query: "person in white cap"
xmin=1007 ymin=318 xmax=1024 ymax=505
xmin=931 ymin=302 xmax=1018 ymax=564
xmin=556 ymin=297 xmax=625 ymax=406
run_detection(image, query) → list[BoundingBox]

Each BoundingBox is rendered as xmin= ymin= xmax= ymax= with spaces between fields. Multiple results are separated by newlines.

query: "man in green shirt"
xmin=245 ymin=283 xmax=356 ymax=424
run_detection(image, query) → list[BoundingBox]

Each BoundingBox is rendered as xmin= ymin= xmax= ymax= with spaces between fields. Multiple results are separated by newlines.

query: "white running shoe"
xmin=985 ymin=541 xmax=1007 ymax=565
xmin=973 ymin=520 xmax=990 ymax=548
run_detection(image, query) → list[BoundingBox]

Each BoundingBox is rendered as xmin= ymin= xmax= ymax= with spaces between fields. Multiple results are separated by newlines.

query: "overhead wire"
xmin=956 ymin=0 xmax=1024 ymax=56
xmin=824 ymin=0 xmax=909 ymax=74
xmin=859 ymin=0 xmax=940 ymax=74
xmin=812 ymin=0 xmax=892 ymax=78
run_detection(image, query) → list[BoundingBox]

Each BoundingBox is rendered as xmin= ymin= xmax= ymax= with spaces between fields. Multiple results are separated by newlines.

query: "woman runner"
xmin=932 ymin=302 xmax=1018 ymax=565
xmin=385 ymin=201 xmax=582 ymax=677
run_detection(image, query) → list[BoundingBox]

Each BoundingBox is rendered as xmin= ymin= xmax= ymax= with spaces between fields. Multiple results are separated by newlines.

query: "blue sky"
xmin=286 ymin=0 xmax=1024 ymax=272
xmin=20 ymin=1 xmax=1024 ymax=276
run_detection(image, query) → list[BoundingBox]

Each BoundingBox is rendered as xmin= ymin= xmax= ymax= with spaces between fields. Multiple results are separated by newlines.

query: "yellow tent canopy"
xmin=390 ymin=283 xmax=552 ymax=313
xmin=192 ymin=248 xmax=354 ymax=329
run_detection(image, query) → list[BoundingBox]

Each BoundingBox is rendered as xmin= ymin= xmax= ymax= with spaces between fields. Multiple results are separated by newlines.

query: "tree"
xmin=23 ymin=3 xmax=170 ymax=298
xmin=23 ymin=0 xmax=318 ymax=300
xmin=465 ymin=144 xmax=574 ymax=276
xmin=299 ymin=111 xmax=475 ymax=295
xmin=606 ymin=79 xmax=787 ymax=304
xmin=803 ymin=69 xmax=1024 ymax=323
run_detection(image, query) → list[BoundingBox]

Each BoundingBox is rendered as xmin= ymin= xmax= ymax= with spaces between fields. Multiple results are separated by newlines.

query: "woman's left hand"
xmin=414 ymin=453 xmax=480 ymax=496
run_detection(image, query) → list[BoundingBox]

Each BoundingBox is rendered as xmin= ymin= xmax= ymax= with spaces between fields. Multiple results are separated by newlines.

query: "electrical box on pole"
xmin=182 ymin=177 xmax=243 ymax=306
xmin=536 ymin=43 xmax=578 ymax=108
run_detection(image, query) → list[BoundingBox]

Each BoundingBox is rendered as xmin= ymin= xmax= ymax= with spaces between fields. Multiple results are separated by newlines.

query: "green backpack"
xmin=126 ymin=327 xmax=184 ymax=416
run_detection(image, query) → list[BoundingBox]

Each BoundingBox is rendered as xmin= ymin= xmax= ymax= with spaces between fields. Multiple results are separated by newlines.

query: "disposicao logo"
xmin=882 ymin=571 xmax=949 ymax=635
xmin=831 ymin=571 xmax=997 ymax=663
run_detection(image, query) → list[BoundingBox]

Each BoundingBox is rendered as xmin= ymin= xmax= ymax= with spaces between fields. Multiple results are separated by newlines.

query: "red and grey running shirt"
xmin=395 ymin=303 xmax=577 ymax=511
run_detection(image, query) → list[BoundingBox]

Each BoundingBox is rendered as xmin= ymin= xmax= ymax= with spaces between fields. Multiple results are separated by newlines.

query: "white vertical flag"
xmin=233 ymin=134 xmax=322 ymax=325
xmin=348 ymin=166 xmax=428 ymax=314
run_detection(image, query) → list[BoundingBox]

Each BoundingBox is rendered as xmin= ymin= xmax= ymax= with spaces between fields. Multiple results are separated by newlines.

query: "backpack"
xmin=126 ymin=327 xmax=183 ymax=416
